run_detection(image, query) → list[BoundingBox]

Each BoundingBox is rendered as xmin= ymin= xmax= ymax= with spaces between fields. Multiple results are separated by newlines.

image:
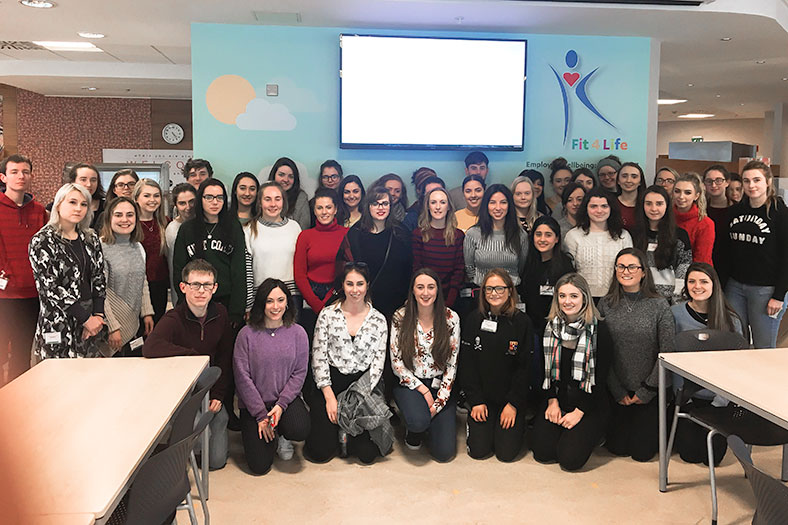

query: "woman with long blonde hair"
xmin=673 ymin=172 xmax=714 ymax=265
xmin=133 ymin=178 xmax=170 ymax=322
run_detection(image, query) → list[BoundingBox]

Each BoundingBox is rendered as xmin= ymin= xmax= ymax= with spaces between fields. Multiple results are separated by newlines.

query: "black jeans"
xmin=148 ymin=280 xmax=169 ymax=324
xmin=466 ymin=402 xmax=525 ymax=462
xmin=239 ymin=398 xmax=311 ymax=475
xmin=531 ymin=400 xmax=609 ymax=471
xmin=0 ymin=297 xmax=38 ymax=384
xmin=305 ymin=367 xmax=380 ymax=464
xmin=605 ymin=396 xmax=660 ymax=462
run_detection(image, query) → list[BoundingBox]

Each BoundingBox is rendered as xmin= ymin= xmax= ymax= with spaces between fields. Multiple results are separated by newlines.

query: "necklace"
xmin=64 ymin=236 xmax=87 ymax=279
xmin=622 ymin=293 xmax=639 ymax=313
xmin=206 ymin=223 xmax=218 ymax=239
xmin=141 ymin=219 xmax=155 ymax=233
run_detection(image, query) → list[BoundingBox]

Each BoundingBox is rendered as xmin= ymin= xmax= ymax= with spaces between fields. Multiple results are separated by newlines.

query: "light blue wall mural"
xmin=192 ymin=23 xmax=653 ymax=194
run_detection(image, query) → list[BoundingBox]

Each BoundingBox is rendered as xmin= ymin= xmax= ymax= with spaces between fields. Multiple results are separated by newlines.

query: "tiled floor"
xmin=178 ymin=415 xmax=782 ymax=525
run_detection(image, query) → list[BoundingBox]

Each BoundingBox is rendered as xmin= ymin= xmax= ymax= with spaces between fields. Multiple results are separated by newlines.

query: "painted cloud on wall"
xmin=236 ymin=98 xmax=297 ymax=131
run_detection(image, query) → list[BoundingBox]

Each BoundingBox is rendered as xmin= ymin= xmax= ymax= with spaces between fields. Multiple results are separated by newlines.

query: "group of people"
xmin=0 ymin=149 xmax=784 ymax=475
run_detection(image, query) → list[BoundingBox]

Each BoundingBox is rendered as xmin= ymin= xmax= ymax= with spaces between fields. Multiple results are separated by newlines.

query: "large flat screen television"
xmin=340 ymin=34 xmax=527 ymax=151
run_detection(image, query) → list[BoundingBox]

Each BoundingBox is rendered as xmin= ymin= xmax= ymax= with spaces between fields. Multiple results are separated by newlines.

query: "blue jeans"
xmin=194 ymin=404 xmax=229 ymax=470
xmin=725 ymin=279 xmax=788 ymax=348
xmin=393 ymin=384 xmax=456 ymax=462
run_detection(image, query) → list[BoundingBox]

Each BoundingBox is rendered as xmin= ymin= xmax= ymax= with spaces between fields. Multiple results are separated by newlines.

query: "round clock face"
xmin=162 ymin=123 xmax=184 ymax=145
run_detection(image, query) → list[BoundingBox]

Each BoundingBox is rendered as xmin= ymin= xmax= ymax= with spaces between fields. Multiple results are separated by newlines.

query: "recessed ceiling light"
xmin=658 ymin=99 xmax=687 ymax=105
xmin=687 ymin=83 xmax=694 ymax=87
xmin=678 ymin=113 xmax=715 ymax=119
xmin=740 ymin=103 xmax=745 ymax=106
xmin=715 ymin=94 xmax=721 ymax=98
xmin=81 ymin=86 xmax=98 ymax=91
xmin=33 ymin=41 xmax=102 ymax=52
xmin=20 ymin=0 xmax=56 ymax=8
xmin=720 ymin=37 xmax=732 ymax=42
xmin=78 ymin=32 xmax=105 ymax=39
xmin=756 ymin=60 xmax=767 ymax=64
xmin=782 ymin=77 xmax=788 ymax=81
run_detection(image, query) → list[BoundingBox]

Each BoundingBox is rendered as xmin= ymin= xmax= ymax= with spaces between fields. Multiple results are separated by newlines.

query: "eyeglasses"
xmin=183 ymin=281 xmax=216 ymax=291
xmin=202 ymin=195 xmax=225 ymax=202
xmin=615 ymin=264 xmax=643 ymax=273
xmin=484 ymin=285 xmax=510 ymax=295
xmin=114 ymin=182 xmax=135 ymax=189
xmin=321 ymin=174 xmax=340 ymax=182
xmin=655 ymin=178 xmax=675 ymax=185
xmin=704 ymin=178 xmax=727 ymax=186
xmin=372 ymin=201 xmax=390 ymax=208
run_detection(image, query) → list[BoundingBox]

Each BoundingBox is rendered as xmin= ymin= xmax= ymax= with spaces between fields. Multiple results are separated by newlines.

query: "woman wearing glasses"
xmin=654 ymin=167 xmax=678 ymax=197
xmin=460 ymin=269 xmax=532 ymax=462
xmin=375 ymin=173 xmax=409 ymax=223
xmin=317 ymin=159 xmax=343 ymax=191
xmin=702 ymin=165 xmax=732 ymax=281
xmin=106 ymin=169 xmax=140 ymax=201
xmin=173 ymin=179 xmax=247 ymax=325
xmin=599 ymin=248 xmax=674 ymax=462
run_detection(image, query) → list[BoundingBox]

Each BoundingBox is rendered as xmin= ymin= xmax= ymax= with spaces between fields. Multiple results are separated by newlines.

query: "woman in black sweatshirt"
xmin=531 ymin=272 xmax=611 ymax=471
xmin=460 ymin=268 xmax=533 ymax=462
xmin=726 ymin=160 xmax=788 ymax=348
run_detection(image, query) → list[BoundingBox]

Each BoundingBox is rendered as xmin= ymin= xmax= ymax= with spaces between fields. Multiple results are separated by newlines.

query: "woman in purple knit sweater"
xmin=234 ymin=278 xmax=310 ymax=474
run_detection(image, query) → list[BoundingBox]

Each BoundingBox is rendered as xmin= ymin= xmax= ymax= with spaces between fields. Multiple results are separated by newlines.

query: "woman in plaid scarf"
xmin=531 ymin=273 xmax=613 ymax=471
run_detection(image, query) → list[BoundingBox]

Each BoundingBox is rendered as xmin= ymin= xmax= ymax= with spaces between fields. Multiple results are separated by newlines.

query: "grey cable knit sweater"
xmin=598 ymin=291 xmax=675 ymax=403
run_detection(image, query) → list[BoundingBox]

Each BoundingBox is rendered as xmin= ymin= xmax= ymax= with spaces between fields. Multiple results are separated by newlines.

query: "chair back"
xmin=728 ymin=435 xmax=788 ymax=525
xmin=123 ymin=411 xmax=215 ymax=525
xmin=674 ymin=329 xmax=748 ymax=404
xmin=168 ymin=366 xmax=221 ymax=445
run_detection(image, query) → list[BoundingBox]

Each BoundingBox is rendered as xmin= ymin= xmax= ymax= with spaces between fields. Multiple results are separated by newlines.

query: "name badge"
xmin=481 ymin=319 xmax=498 ymax=332
xmin=516 ymin=302 xmax=526 ymax=313
xmin=129 ymin=337 xmax=144 ymax=350
xmin=44 ymin=332 xmax=62 ymax=345
xmin=647 ymin=242 xmax=658 ymax=252
xmin=431 ymin=377 xmax=442 ymax=389
xmin=539 ymin=285 xmax=554 ymax=296
xmin=0 ymin=276 xmax=7 ymax=291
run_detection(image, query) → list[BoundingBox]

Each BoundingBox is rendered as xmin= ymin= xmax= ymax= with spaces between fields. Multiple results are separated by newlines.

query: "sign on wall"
xmin=103 ymin=149 xmax=194 ymax=187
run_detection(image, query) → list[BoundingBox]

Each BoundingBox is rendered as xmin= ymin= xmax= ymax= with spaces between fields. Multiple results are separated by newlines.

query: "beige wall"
xmin=656 ymin=118 xmax=764 ymax=157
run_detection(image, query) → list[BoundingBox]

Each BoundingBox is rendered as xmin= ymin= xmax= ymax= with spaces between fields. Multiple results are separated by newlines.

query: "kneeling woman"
xmin=234 ymin=279 xmax=310 ymax=474
xmin=460 ymin=269 xmax=533 ymax=462
xmin=531 ymin=273 xmax=612 ymax=471
xmin=390 ymin=268 xmax=461 ymax=462
xmin=305 ymin=263 xmax=391 ymax=464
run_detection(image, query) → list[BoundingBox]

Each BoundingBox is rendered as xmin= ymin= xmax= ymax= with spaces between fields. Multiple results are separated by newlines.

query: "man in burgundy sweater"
xmin=143 ymin=259 xmax=233 ymax=470
xmin=0 ymin=154 xmax=47 ymax=385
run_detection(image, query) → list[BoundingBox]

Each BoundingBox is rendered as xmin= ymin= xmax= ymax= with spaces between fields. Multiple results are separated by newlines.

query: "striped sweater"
xmin=412 ymin=226 xmax=465 ymax=306
xmin=463 ymin=226 xmax=528 ymax=286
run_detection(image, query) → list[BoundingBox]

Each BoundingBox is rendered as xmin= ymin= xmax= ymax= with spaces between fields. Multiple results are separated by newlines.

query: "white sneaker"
xmin=276 ymin=436 xmax=294 ymax=460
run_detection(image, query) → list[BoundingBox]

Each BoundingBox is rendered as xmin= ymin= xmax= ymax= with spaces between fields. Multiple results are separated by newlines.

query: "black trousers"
xmin=305 ymin=367 xmax=380 ymax=464
xmin=605 ymin=396 xmax=660 ymax=462
xmin=675 ymin=398 xmax=727 ymax=466
xmin=239 ymin=397 xmax=311 ymax=475
xmin=148 ymin=280 xmax=169 ymax=324
xmin=0 ymin=297 xmax=39 ymax=384
xmin=466 ymin=402 xmax=525 ymax=462
xmin=531 ymin=401 xmax=609 ymax=471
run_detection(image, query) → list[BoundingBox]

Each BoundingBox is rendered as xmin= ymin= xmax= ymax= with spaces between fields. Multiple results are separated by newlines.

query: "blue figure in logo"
xmin=550 ymin=49 xmax=616 ymax=144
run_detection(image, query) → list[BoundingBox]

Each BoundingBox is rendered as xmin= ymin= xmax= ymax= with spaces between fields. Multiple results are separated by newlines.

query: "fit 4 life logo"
xmin=550 ymin=49 xmax=626 ymax=151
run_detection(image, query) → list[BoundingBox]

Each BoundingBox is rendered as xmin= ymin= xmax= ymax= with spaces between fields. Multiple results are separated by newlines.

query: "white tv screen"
xmin=340 ymin=35 xmax=527 ymax=150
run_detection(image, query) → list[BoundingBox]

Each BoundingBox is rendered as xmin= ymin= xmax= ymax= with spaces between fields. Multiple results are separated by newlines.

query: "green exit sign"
xmin=691 ymin=136 xmax=703 ymax=142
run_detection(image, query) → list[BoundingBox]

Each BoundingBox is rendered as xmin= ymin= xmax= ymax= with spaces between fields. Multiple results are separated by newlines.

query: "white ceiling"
xmin=0 ymin=0 xmax=786 ymax=120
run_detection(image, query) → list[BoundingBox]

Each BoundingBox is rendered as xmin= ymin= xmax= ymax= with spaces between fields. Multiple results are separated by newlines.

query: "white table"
xmin=0 ymin=356 xmax=208 ymax=524
xmin=658 ymin=348 xmax=788 ymax=491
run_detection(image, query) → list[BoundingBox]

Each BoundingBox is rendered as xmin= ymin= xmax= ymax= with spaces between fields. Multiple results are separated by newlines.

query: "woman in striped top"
xmin=463 ymin=184 xmax=529 ymax=288
xmin=412 ymin=187 xmax=465 ymax=308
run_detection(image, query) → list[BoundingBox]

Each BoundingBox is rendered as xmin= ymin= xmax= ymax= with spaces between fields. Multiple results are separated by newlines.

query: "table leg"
xmin=202 ymin=393 xmax=210 ymax=499
xmin=659 ymin=360 xmax=667 ymax=492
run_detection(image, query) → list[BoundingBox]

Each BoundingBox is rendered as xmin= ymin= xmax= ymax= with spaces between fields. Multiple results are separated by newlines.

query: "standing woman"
xmin=376 ymin=173 xmax=409 ymax=223
xmin=133 ymin=179 xmax=170 ymax=323
xmin=655 ymin=167 xmax=678 ymax=197
xmin=345 ymin=187 xmax=412 ymax=319
xmin=510 ymin=175 xmax=541 ymax=234
xmin=245 ymin=182 xmax=302 ymax=312
xmin=234 ymin=279 xmax=310 ymax=474
xmin=306 ymin=263 xmax=390 ymax=464
xmin=29 ymin=183 xmax=107 ymax=359
xmin=571 ymin=167 xmax=597 ymax=192
xmin=337 ymin=175 xmax=365 ymax=228
xmin=317 ymin=159 xmax=343 ymax=191
xmin=726 ymin=173 xmax=743 ymax=204
xmin=523 ymin=169 xmax=551 ymax=217
xmin=65 ymin=163 xmax=106 ymax=229
xmin=555 ymin=182 xmax=585 ymax=240
xmin=106 ymin=169 xmax=139 ymax=201
xmin=616 ymin=162 xmax=647 ymax=232
xmin=632 ymin=185 xmax=692 ymax=304
xmin=412 ymin=187 xmax=465 ymax=308
xmin=99 ymin=197 xmax=154 ymax=356
xmin=390 ymin=268 xmax=461 ymax=462
xmin=596 ymin=156 xmax=621 ymax=196
xmin=454 ymin=175 xmax=485 ymax=232
xmin=464 ymin=184 xmax=529 ymax=289
xmin=530 ymin=273 xmax=612 ymax=471
xmin=268 ymin=157 xmax=310 ymax=230
xmin=673 ymin=172 xmax=715 ymax=265
xmin=165 ymin=183 xmax=197 ymax=306
xmin=173 ymin=179 xmax=246 ymax=325
xmin=461 ymin=269 xmax=532 ymax=462
xmin=599 ymin=248 xmax=674 ymax=462
xmin=564 ymin=188 xmax=633 ymax=300
xmin=230 ymin=172 xmax=259 ymax=226
xmin=703 ymin=165 xmax=732 ymax=282
xmin=546 ymin=158 xmax=573 ymax=215
xmin=726 ymin=160 xmax=788 ymax=348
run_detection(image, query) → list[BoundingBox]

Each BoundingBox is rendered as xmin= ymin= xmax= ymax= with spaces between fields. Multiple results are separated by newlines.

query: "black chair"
xmin=108 ymin=411 xmax=214 ymax=525
xmin=665 ymin=329 xmax=788 ymax=525
xmin=728 ymin=435 xmax=788 ymax=525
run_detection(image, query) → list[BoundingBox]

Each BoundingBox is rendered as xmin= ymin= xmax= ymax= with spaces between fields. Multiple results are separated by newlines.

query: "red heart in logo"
xmin=563 ymin=72 xmax=580 ymax=87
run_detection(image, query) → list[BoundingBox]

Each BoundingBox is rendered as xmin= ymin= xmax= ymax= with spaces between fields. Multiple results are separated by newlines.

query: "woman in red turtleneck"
xmin=673 ymin=173 xmax=715 ymax=265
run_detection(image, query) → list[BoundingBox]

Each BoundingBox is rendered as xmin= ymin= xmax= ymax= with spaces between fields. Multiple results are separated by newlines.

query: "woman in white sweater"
xmin=564 ymin=187 xmax=633 ymax=299
xmin=245 ymin=181 xmax=302 ymax=308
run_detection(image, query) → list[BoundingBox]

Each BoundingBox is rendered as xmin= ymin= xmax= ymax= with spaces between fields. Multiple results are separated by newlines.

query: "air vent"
xmin=0 ymin=41 xmax=44 ymax=51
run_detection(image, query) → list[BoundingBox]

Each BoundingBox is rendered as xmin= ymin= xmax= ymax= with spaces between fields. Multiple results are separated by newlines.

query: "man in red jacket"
xmin=0 ymin=154 xmax=48 ymax=385
xmin=143 ymin=258 xmax=232 ymax=470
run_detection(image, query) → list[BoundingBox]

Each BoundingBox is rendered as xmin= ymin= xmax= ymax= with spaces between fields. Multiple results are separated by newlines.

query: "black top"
xmin=727 ymin=198 xmax=788 ymax=299
xmin=519 ymin=253 xmax=575 ymax=334
xmin=542 ymin=320 xmax=613 ymax=414
xmin=706 ymin=205 xmax=730 ymax=285
xmin=63 ymin=235 xmax=103 ymax=323
xmin=459 ymin=309 xmax=533 ymax=410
